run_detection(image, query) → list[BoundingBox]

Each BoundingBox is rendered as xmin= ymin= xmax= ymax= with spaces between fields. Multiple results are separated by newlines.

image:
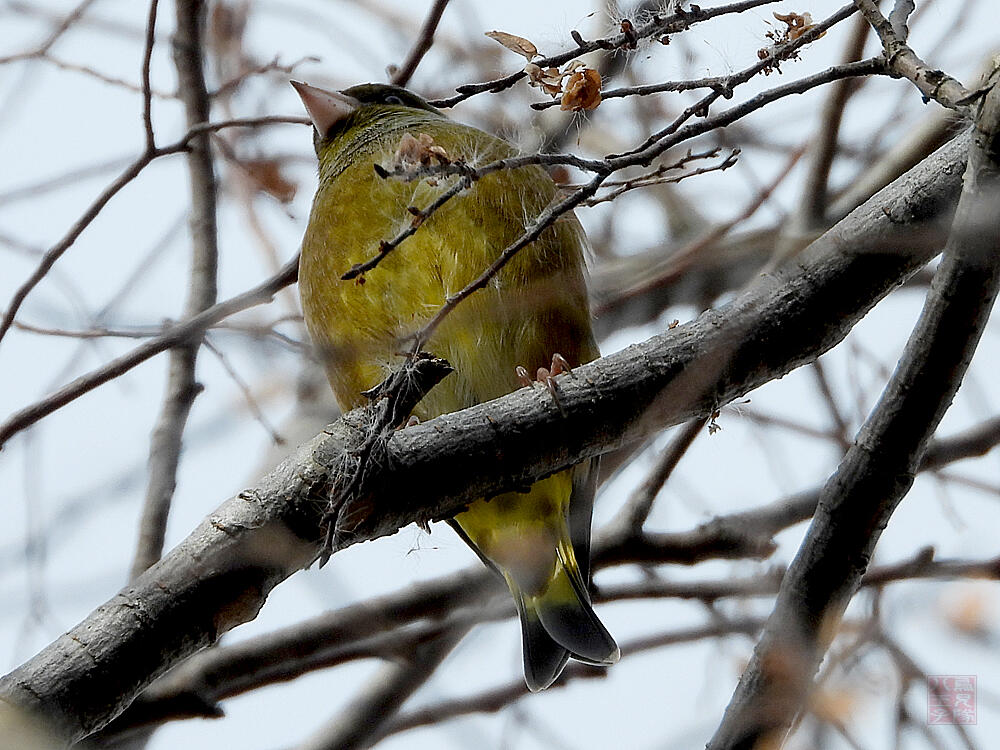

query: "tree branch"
xmin=389 ymin=0 xmax=451 ymax=87
xmin=708 ymin=78 xmax=1000 ymax=750
xmin=67 ymin=393 xmax=1000 ymax=742
xmin=0 ymin=257 xmax=298 ymax=449
xmin=295 ymin=624 xmax=468 ymax=750
xmin=854 ymin=0 xmax=974 ymax=111
xmin=0 ymin=130 xmax=969 ymax=744
xmin=428 ymin=0 xmax=786 ymax=108
xmin=130 ymin=0 xmax=220 ymax=579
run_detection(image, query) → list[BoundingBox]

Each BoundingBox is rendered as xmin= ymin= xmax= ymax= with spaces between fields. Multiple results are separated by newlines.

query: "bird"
xmin=292 ymin=80 xmax=619 ymax=691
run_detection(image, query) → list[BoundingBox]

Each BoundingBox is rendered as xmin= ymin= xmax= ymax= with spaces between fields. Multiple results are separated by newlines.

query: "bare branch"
xmin=344 ymin=56 xmax=879 ymax=332
xmin=854 ymin=0 xmax=974 ymax=110
xmin=90 ymin=410 xmax=1000 ymax=742
xmin=0 ymin=115 xmax=305 ymax=348
xmin=615 ymin=4 xmax=864 ymax=159
xmin=611 ymin=416 xmax=709 ymax=534
xmin=130 ymin=0 xmax=221 ymax=579
xmin=888 ymin=0 xmax=917 ymax=43
xmin=0 ymin=131 xmax=969 ymax=744
xmin=140 ymin=0 xmax=159 ymax=151
xmin=429 ymin=0 xmax=787 ymax=108
xmin=708 ymin=79 xmax=1000 ymax=750
xmin=0 ymin=0 xmax=99 ymax=65
xmin=375 ymin=618 xmax=767 ymax=741
xmin=0 ymin=258 xmax=298 ymax=449
xmin=409 ymin=175 xmax=602 ymax=348
xmin=202 ymin=339 xmax=285 ymax=445
xmin=296 ymin=624 xmax=468 ymax=750
xmin=389 ymin=0 xmax=452 ymax=87
xmin=797 ymin=12 xmax=871 ymax=228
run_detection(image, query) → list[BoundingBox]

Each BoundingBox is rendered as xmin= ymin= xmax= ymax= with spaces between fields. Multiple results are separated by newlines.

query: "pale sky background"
xmin=2 ymin=1 xmax=999 ymax=748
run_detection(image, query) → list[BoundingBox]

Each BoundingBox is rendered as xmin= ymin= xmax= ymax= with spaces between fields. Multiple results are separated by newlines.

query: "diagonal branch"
xmin=854 ymin=0 xmax=973 ymax=111
xmin=389 ymin=0 xmax=452 ymax=88
xmin=0 ymin=130 xmax=969 ymax=745
xmin=0 ymin=257 xmax=298 ymax=449
xmin=0 ymin=115 xmax=304 ymax=351
xmin=707 ymin=78 xmax=1000 ymax=750
xmin=295 ymin=624 xmax=469 ymax=750
xmin=428 ymin=0 xmax=786 ymax=108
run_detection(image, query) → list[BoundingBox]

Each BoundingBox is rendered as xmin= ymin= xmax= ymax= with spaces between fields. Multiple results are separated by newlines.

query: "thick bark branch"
xmin=0 ymin=131 xmax=968 ymax=744
xmin=708 ymin=80 xmax=1000 ymax=750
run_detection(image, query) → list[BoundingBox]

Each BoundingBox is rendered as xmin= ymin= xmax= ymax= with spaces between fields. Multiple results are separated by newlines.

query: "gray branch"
xmin=707 ymin=80 xmax=1000 ymax=750
xmin=131 ymin=0 xmax=219 ymax=579
xmin=0 ymin=130 xmax=969 ymax=745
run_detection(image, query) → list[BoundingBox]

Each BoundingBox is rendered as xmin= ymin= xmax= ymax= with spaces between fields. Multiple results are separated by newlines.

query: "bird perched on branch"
xmin=293 ymin=80 xmax=618 ymax=690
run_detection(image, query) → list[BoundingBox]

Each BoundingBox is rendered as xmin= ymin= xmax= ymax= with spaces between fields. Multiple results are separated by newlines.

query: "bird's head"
xmin=291 ymin=81 xmax=442 ymax=157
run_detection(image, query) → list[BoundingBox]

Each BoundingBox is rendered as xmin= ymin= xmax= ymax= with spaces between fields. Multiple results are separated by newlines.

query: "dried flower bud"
xmin=560 ymin=68 xmax=602 ymax=111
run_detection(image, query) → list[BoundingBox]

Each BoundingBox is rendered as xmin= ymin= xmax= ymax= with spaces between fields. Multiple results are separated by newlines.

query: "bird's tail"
xmin=509 ymin=538 xmax=619 ymax=691
xmin=449 ymin=464 xmax=618 ymax=691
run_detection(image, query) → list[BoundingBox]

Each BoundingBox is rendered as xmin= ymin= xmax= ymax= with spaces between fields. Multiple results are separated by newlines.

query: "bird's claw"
xmin=396 ymin=415 xmax=420 ymax=430
xmin=515 ymin=353 xmax=571 ymax=414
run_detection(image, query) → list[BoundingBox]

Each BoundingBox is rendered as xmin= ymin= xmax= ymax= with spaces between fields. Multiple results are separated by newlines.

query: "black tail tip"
xmin=537 ymin=602 xmax=620 ymax=666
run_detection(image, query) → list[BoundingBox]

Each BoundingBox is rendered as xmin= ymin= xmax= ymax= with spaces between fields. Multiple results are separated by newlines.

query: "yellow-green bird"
xmin=293 ymin=81 xmax=619 ymax=690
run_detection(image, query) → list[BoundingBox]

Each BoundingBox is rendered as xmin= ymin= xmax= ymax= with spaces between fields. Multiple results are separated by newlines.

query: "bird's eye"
xmin=385 ymin=95 xmax=404 ymax=105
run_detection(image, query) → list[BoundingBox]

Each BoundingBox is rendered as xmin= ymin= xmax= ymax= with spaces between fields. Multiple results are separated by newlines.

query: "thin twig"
xmin=0 ymin=155 xmax=133 ymax=207
xmin=811 ymin=359 xmax=852 ymax=450
xmin=531 ymin=74 xmax=748 ymax=110
xmin=130 ymin=0 xmax=221 ymax=580
xmin=428 ymin=0 xmax=786 ymax=108
xmin=0 ymin=0 xmax=99 ymax=65
xmin=613 ymin=4 xmax=863 ymax=159
xmin=140 ymin=0 xmax=159 ymax=152
xmin=409 ymin=174 xmax=604 ymax=349
xmin=389 ymin=0 xmax=452 ymax=87
xmin=340 ymin=173 xmax=472 ymax=281
xmin=202 ymin=338 xmax=284 ymax=445
xmin=296 ymin=624 xmax=469 ymax=750
xmin=0 ymin=258 xmax=298 ymax=449
xmin=612 ymin=416 xmax=709 ymax=534
xmin=582 ymin=149 xmax=740 ymax=206
xmin=0 ymin=115 xmax=305 ymax=347
xmin=595 ymin=144 xmax=807 ymax=315
xmin=853 ymin=0 xmax=973 ymax=111
xmin=35 ymin=53 xmax=173 ymax=97
xmin=798 ymin=12 xmax=871 ymax=228
xmin=210 ymin=55 xmax=318 ymax=99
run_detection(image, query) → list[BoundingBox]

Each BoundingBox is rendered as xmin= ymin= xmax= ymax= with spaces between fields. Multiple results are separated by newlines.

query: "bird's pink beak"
xmin=290 ymin=81 xmax=360 ymax=135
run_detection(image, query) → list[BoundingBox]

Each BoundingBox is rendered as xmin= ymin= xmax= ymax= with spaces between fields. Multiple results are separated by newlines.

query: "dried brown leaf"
xmin=392 ymin=132 xmax=452 ymax=172
xmin=485 ymin=30 xmax=538 ymax=60
xmin=243 ymin=159 xmax=297 ymax=203
xmin=524 ymin=63 xmax=564 ymax=96
xmin=560 ymin=67 xmax=602 ymax=111
xmin=772 ymin=11 xmax=824 ymax=42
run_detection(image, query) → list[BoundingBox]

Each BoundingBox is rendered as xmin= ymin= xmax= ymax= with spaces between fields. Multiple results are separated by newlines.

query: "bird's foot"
xmin=516 ymin=353 xmax=572 ymax=414
xmin=396 ymin=415 xmax=421 ymax=430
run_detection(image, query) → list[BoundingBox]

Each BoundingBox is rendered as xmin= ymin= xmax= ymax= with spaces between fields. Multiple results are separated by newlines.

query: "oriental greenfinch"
xmin=293 ymin=81 xmax=618 ymax=690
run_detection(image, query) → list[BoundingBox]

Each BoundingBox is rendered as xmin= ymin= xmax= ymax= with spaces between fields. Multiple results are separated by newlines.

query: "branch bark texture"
xmin=0 ymin=131 xmax=969 ymax=744
xmin=708 ymin=82 xmax=1000 ymax=750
